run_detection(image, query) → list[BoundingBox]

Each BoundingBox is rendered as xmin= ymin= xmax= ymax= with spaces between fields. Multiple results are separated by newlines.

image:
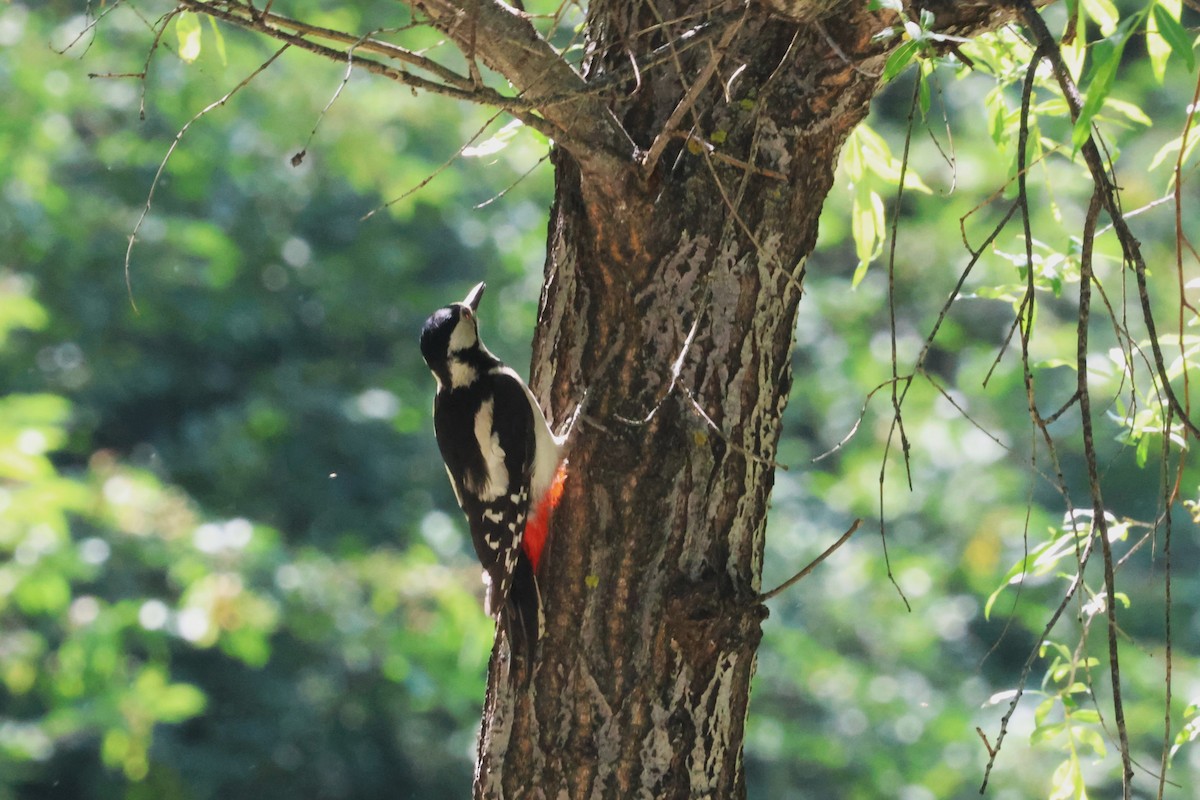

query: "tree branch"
xmin=758 ymin=519 xmax=861 ymax=602
xmin=1013 ymin=0 xmax=1200 ymax=441
xmin=410 ymin=0 xmax=638 ymax=164
xmin=180 ymin=0 xmax=640 ymax=157
xmin=183 ymin=0 xmax=472 ymax=88
xmin=1076 ymin=188 xmax=1135 ymax=796
xmin=179 ymin=0 xmax=571 ymax=141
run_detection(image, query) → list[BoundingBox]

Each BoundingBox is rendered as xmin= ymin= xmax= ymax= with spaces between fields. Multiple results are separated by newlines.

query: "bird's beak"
xmin=463 ymin=282 xmax=486 ymax=312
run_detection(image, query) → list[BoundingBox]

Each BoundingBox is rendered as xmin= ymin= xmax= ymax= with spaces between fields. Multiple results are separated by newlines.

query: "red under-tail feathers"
xmin=522 ymin=461 xmax=567 ymax=573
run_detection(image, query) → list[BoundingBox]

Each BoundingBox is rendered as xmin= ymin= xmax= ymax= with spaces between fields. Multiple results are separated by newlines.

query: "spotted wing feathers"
xmin=433 ymin=368 xmax=542 ymax=662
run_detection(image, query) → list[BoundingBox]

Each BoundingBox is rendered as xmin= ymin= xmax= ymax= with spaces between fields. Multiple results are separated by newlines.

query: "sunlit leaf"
xmin=0 ymin=286 xmax=48 ymax=345
xmin=1072 ymin=25 xmax=1128 ymax=152
xmin=1153 ymin=2 xmax=1194 ymax=75
xmin=1048 ymin=758 xmax=1083 ymax=800
xmin=1081 ymin=0 xmax=1119 ymax=35
xmin=1101 ymin=97 xmax=1151 ymax=126
xmin=175 ymin=11 xmax=203 ymax=64
xmin=851 ymin=185 xmax=885 ymax=286
xmin=206 ymin=15 xmax=228 ymax=66
xmin=463 ymin=119 xmax=525 ymax=158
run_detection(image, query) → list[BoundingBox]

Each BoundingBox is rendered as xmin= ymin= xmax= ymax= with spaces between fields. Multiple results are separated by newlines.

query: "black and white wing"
xmin=433 ymin=369 xmax=540 ymax=657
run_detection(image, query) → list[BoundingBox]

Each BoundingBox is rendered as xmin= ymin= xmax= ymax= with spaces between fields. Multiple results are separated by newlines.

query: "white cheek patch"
xmin=446 ymin=316 xmax=479 ymax=388
xmin=448 ymin=315 xmax=478 ymax=353
xmin=473 ymin=398 xmax=509 ymax=501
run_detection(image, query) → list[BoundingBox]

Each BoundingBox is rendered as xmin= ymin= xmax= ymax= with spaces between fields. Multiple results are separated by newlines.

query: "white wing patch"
xmin=490 ymin=365 xmax=561 ymax=500
xmin=472 ymin=398 xmax=509 ymax=501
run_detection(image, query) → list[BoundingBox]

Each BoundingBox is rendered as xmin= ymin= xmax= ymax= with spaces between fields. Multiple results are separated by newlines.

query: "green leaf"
xmin=1148 ymin=2 xmax=1173 ymax=82
xmin=1101 ymin=97 xmax=1151 ymax=126
xmin=1081 ymin=0 xmax=1119 ymax=35
xmin=175 ymin=11 xmax=203 ymax=64
xmin=1148 ymin=126 xmax=1200 ymax=170
xmin=851 ymin=124 xmax=933 ymax=192
xmin=1048 ymin=757 xmax=1083 ymax=800
xmin=1075 ymin=726 xmax=1108 ymax=758
xmin=463 ymin=119 xmax=525 ymax=158
xmin=1071 ymin=20 xmax=1132 ymax=152
xmin=1136 ymin=433 xmax=1149 ymax=467
xmin=851 ymin=186 xmax=885 ymax=285
xmin=984 ymin=549 xmax=1039 ymax=619
xmin=1066 ymin=0 xmax=1087 ymax=72
xmin=1152 ymin=3 xmax=1195 ymax=74
xmin=883 ymin=40 xmax=920 ymax=83
xmin=1031 ymin=721 xmax=1065 ymax=745
xmin=986 ymin=87 xmax=1008 ymax=148
xmin=842 ymin=129 xmax=866 ymax=181
xmin=1035 ymin=696 xmax=1056 ymax=727
xmin=205 ymin=15 xmax=228 ymax=66
xmin=155 ymin=682 xmax=208 ymax=722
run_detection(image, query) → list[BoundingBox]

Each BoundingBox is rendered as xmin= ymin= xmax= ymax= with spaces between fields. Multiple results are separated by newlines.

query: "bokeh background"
xmin=3 ymin=3 xmax=1200 ymax=798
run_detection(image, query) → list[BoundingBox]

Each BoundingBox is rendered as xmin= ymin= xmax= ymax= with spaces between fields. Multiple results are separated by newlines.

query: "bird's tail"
xmin=501 ymin=552 xmax=542 ymax=682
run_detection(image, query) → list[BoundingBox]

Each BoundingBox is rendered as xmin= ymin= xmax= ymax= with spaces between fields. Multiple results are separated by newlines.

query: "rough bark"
xmin=477 ymin=4 xmax=1030 ymax=798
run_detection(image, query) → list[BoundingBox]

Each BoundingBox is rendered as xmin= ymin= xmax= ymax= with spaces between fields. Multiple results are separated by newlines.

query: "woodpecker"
xmin=419 ymin=282 xmax=563 ymax=667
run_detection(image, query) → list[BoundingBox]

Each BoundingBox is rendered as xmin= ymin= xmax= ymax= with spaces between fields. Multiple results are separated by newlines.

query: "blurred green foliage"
xmin=2 ymin=2 xmax=1200 ymax=799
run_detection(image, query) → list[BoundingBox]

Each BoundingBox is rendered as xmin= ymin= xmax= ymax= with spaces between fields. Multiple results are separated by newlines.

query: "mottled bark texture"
xmin=474 ymin=3 xmax=1027 ymax=798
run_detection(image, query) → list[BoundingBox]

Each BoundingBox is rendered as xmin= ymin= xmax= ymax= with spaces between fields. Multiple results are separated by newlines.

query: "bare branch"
xmin=178 ymin=0 xmax=563 ymax=141
xmin=184 ymin=0 xmax=474 ymax=89
xmin=410 ymin=0 xmax=637 ymax=162
xmin=1076 ymin=186 xmax=1135 ymax=796
xmin=361 ymin=110 xmax=505 ymax=221
xmin=124 ymin=44 xmax=291 ymax=311
xmin=1014 ymin=0 xmax=1200 ymax=441
xmin=980 ymin=533 xmax=1098 ymax=792
xmin=758 ymin=519 xmax=862 ymax=602
xmin=641 ymin=10 xmax=745 ymax=177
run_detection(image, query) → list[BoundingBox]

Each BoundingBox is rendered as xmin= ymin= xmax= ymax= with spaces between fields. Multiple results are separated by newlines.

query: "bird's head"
xmin=420 ymin=282 xmax=487 ymax=386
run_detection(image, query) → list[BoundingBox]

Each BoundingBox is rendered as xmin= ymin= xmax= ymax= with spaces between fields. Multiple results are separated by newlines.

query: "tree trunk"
xmin=471 ymin=1 xmax=1038 ymax=794
xmin=475 ymin=7 xmax=887 ymax=798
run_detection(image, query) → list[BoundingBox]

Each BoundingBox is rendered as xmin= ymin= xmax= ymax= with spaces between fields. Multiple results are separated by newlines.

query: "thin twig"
xmin=882 ymin=75 xmax=923 ymax=494
xmin=980 ymin=535 xmax=1097 ymax=792
xmin=292 ymin=31 xmax=375 ymax=167
xmin=183 ymin=0 xmax=474 ymax=89
xmin=641 ymin=14 xmax=744 ymax=177
xmin=667 ymin=131 xmax=788 ymax=180
xmin=475 ymin=152 xmax=552 ymax=208
xmin=1016 ymin=0 xmax=1200 ymax=440
xmin=361 ymin=109 xmax=505 ymax=220
xmin=1076 ymin=185 xmax=1135 ymax=797
xmin=54 ymin=0 xmax=123 ymax=56
xmin=124 ymin=44 xmax=290 ymax=311
xmin=179 ymin=0 xmax=564 ymax=141
xmin=683 ymin=388 xmax=789 ymax=471
xmin=758 ymin=519 xmax=862 ymax=602
xmin=1157 ymin=410 xmax=1176 ymax=800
